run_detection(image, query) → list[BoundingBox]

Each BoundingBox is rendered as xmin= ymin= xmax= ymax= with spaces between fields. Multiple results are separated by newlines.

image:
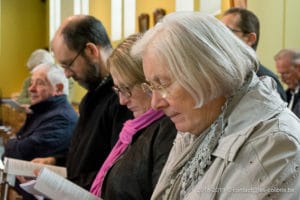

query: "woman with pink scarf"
xmin=90 ymin=33 xmax=177 ymax=199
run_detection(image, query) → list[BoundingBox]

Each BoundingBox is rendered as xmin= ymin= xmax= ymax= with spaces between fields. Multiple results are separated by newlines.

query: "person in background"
xmin=132 ymin=12 xmax=300 ymax=199
xmin=16 ymin=49 xmax=55 ymax=105
xmin=3 ymin=63 xmax=78 ymax=199
xmin=221 ymin=7 xmax=287 ymax=101
xmin=274 ymin=48 xmax=300 ymax=118
xmin=32 ymin=15 xmax=133 ymax=190
xmin=90 ymin=33 xmax=177 ymax=199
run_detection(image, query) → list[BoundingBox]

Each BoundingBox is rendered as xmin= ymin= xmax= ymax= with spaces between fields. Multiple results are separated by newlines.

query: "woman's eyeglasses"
xmin=112 ymin=85 xmax=133 ymax=98
xmin=113 ymin=81 xmax=175 ymax=99
xmin=141 ymin=82 xmax=170 ymax=98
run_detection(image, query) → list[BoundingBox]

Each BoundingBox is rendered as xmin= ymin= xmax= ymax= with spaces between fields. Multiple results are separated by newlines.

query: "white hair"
xmin=132 ymin=11 xmax=258 ymax=107
xmin=27 ymin=49 xmax=55 ymax=70
xmin=274 ymin=48 xmax=300 ymax=65
xmin=32 ymin=63 xmax=69 ymax=95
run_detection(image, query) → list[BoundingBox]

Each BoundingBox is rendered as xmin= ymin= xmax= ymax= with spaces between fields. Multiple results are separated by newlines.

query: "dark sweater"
xmin=102 ymin=116 xmax=177 ymax=200
xmin=64 ymin=76 xmax=133 ymax=190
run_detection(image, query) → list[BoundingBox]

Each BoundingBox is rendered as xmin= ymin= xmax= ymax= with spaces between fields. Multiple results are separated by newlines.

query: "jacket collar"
xmin=29 ymin=95 xmax=67 ymax=114
xmin=212 ymin=72 xmax=286 ymax=161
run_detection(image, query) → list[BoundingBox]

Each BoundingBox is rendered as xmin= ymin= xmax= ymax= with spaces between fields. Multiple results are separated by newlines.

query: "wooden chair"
xmin=0 ymin=104 xmax=25 ymax=145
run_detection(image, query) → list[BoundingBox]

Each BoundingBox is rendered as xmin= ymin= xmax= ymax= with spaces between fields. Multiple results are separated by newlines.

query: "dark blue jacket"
xmin=257 ymin=63 xmax=287 ymax=102
xmin=4 ymin=95 xmax=78 ymax=161
xmin=286 ymin=87 xmax=300 ymax=118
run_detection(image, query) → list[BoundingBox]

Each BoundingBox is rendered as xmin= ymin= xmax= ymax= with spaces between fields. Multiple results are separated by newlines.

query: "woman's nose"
xmin=151 ymin=91 xmax=168 ymax=110
xmin=119 ymin=93 xmax=129 ymax=106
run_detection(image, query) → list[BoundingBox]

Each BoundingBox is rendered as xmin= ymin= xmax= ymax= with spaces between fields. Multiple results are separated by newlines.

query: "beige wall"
xmin=284 ymin=0 xmax=300 ymax=48
xmin=248 ymin=0 xmax=300 ymax=78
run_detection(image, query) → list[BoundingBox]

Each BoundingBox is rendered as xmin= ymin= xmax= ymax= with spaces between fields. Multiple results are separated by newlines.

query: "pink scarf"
xmin=90 ymin=108 xmax=165 ymax=197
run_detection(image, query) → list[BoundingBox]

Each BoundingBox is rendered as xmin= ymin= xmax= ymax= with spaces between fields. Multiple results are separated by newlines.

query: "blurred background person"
xmin=274 ymin=48 xmax=300 ymax=118
xmin=132 ymin=12 xmax=300 ymax=199
xmin=16 ymin=49 xmax=55 ymax=105
xmin=90 ymin=34 xmax=176 ymax=199
xmin=221 ymin=7 xmax=286 ymax=101
xmin=3 ymin=63 xmax=78 ymax=199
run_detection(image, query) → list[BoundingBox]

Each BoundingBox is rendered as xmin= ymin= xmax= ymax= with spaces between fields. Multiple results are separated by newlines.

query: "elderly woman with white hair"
xmin=132 ymin=12 xmax=300 ymax=199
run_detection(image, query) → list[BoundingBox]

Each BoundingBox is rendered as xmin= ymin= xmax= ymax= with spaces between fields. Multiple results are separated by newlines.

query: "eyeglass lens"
xmin=112 ymin=86 xmax=132 ymax=98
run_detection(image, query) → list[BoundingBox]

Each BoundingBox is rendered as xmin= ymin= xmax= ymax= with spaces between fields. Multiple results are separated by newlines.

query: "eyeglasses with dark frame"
xmin=112 ymin=85 xmax=134 ymax=98
xmin=226 ymin=26 xmax=244 ymax=33
xmin=63 ymin=46 xmax=86 ymax=69
xmin=226 ymin=26 xmax=251 ymax=35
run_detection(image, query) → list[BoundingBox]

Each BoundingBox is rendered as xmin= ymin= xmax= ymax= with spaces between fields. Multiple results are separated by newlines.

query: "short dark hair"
xmin=224 ymin=8 xmax=260 ymax=50
xmin=61 ymin=15 xmax=112 ymax=52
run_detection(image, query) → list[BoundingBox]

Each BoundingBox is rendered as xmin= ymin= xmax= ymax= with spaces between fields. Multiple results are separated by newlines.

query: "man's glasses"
xmin=226 ymin=26 xmax=251 ymax=35
xmin=112 ymin=85 xmax=133 ymax=98
xmin=227 ymin=26 xmax=244 ymax=33
xmin=64 ymin=46 xmax=85 ymax=69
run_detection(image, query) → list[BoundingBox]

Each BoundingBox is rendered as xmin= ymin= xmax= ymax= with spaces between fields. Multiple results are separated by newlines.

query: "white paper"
xmin=20 ymin=180 xmax=45 ymax=200
xmin=1 ymin=98 xmax=25 ymax=112
xmin=3 ymin=157 xmax=66 ymax=178
xmin=33 ymin=168 xmax=102 ymax=200
xmin=0 ymin=159 xmax=4 ymax=170
xmin=20 ymin=180 xmax=44 ymax=196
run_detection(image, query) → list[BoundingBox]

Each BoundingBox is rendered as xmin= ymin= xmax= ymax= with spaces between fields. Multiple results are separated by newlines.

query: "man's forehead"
xmin=51 ymin=35 xmax=72 ymax=62
xmin=51 ymin=34 xmax=65 ymax=52
xmin=222 ymin=13 xmax=240 ymax=25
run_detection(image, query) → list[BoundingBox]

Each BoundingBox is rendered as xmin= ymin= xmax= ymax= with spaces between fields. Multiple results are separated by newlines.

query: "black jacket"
xmin=64 ymin=76 xmax=133 ymax=190
xmin=102 ymin=116 xmax=177 ymax=200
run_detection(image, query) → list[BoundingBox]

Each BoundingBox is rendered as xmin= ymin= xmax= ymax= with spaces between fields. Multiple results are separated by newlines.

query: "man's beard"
xmin=78 ymin=59 xmax=101 ymax=91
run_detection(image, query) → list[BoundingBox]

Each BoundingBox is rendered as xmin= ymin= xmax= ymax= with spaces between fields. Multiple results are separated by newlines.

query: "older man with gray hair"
xmin=275 ymin=48 xmax=300 ymax=118
xmin=3 ymin=63 xmax=78 ymax=199
xmin=16 ymin=49 xmax=55 ymax=105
